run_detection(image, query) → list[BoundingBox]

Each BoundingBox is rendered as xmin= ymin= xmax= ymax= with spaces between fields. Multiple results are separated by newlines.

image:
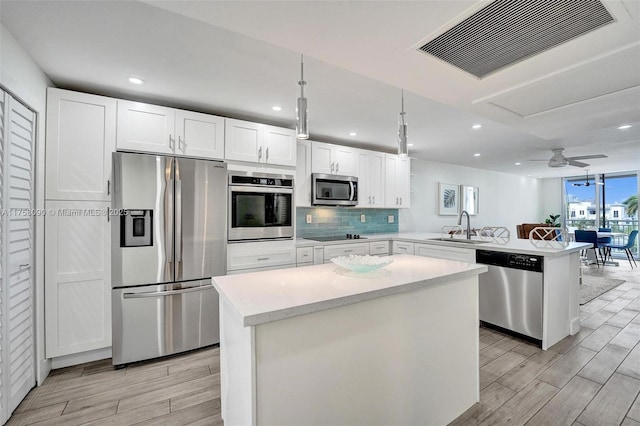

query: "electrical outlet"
xmin=360 ymin=214 xmax=366 ymax=223
xmin=388 ymin=215 xmax=395 ymax=223
xmin=306 ymin=214 xmax=312 ymax=224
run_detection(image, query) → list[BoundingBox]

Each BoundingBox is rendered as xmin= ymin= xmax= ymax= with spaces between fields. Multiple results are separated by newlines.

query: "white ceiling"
xmin=1 ymin=0 xmax=639 ymax=178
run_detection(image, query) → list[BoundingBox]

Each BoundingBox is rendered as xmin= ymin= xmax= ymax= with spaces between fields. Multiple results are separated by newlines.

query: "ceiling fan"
xmin=572 ymin=170 xmax=604 ymax=187
xmin=530 ymin=148 xmax=608 ymax=168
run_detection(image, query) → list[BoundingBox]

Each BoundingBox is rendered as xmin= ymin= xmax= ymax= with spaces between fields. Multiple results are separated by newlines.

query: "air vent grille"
xmin=418 ymin=0 xmax=614 ymax=78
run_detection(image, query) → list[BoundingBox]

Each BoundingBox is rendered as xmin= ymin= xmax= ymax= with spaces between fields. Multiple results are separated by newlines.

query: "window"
xmin=580 ymin=210 xmax=585 ymax=215
xmin=571 ymin=211 xmax=576 ymax=218
xmin=614 ymin=210 xmax=619 ymax=218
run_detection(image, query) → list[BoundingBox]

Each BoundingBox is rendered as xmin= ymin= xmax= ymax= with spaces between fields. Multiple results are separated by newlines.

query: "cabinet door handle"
xmin=258 ymin=146 xmax=262 ymax=160
xmin=107 ymin=180 xmax=110 ymax=196
xmin=257 ymin=257 xmax=270 ymax=261
xmin=330 ymin=162 xmax=334 ymax=172
xmin=19 ymin=264 xmax=30 ymax=269
xmin=266 ymin=147 xmax=269 ymax=161
xmin=368 ymin=196 xmax=372 ymax=204
xmin=169 ymin=134 xmax=175 ymax=149
xmin=336 ymin=162 xmax=339 ymax=173
xmin=344 ymin=249 xmax=353 ymax=253
xmin=396 ymin=197 xmax=399 ymax=205
xmin=372 ymin=196 xmax=375 ymax=204
xmin=400 ymin=197 xmax=402 ymax=205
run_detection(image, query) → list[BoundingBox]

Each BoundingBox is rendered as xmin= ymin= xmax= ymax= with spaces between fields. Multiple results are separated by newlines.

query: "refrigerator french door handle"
xmin=123 ymin=284 xmax=213 ymax=299
xmin=175 ymin=177 xmax=183 ymax=265
xmin=166 ymin=165 xmax=175 ymax=276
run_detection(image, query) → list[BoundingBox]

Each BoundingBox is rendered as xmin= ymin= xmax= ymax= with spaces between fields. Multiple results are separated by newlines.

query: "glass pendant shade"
xmin=398 ymin=113 xmax=408 ymax=157
xmin=296 ymin=95 xmax=309 ymax=139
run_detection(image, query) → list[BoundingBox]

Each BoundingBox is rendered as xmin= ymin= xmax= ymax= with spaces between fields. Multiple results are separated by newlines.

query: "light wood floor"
xmin=7 ymin=261 xmax=640 ymax=426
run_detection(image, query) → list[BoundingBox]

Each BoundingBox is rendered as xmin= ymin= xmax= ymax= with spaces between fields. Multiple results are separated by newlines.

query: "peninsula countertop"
xmin=295 ymin=232 xmax=591 ymax=257
xmin=212 ymin=254 xmax=487 ymax=327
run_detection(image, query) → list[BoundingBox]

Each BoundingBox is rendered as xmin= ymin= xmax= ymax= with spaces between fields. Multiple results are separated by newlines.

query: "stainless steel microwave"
xmin=312 ymin=173 xmax=358 ymax=206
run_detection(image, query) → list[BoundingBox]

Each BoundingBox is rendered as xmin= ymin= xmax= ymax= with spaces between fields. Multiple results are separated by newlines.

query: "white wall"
xmin=1 ymin=23 xmax=53 ymax=385
xmin=400 ymin=158 xmax=542 ymax=236
xmin=539 ymin=177 xmax=564 ymax=223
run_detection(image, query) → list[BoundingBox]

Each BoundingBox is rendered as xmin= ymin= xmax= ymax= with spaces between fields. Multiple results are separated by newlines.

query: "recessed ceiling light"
xmin=128 ymin=77 xmax=144 ymax=85
xmin=617 ymin=124 xmax=632 ymax=130
xmin=527 ymin=174 xmax=532 ymax=177
xmin=272 ymin=106 xmax=282 ymax=111
xmin=514 ymin=162 xmax=521 ymax=166
xmin=407 ymin=143 xmax=414 ymax=147
xmin=472 ymin=124 xmax=482 ymax=129
xmin=474 ymin=153 xmax=481 ymax=157
xmin=349 ymin=132 xmax=357 ymax=136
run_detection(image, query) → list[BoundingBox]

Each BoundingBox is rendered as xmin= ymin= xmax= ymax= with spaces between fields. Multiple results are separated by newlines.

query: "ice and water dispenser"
xmin=120 ymin=209 xmax=153 ymax=247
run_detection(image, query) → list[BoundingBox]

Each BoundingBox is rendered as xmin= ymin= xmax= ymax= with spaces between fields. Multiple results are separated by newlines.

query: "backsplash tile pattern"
xmin=296 ymin=207 xmax=399 ymax=238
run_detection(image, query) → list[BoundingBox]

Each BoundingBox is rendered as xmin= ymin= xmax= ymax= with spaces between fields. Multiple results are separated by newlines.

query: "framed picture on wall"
xmin=438 ymin=182 xmax=459 ymax=215
xmin=460 ymin=185 xmax=479 ymax=215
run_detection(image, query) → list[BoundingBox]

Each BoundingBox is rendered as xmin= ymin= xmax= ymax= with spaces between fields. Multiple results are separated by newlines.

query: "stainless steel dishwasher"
xmin=476 ymin=250 xmax=544 ymax=342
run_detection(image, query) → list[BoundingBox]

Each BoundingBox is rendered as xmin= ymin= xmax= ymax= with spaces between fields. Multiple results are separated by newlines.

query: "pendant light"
xmin=398 ymin=89 xmax=408 ymax=157
xmin=296 ymin=54 xmax=309 ymax=139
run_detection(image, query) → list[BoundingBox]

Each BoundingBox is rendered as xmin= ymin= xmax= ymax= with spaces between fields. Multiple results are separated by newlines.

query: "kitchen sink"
xmin=427 ymin=237 xmax=489 ymax=245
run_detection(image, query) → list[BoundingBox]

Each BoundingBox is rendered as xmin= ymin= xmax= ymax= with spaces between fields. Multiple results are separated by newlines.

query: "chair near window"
xmin=606 ymin=230 xmax=638 ymax=268
xmin=574 ymin=230 xmax=604 ymax=267
xmin=598 ymin=227 xmax=612 ymax=260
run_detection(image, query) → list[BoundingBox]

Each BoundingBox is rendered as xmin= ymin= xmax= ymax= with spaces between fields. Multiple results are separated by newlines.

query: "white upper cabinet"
xmin=117 ymin=100 xmax=174 ymax=154
xmin=116 ymin=100 xmax=224 ymax=160
xmin=385 ymin=154 xmax=411 ymax=208
xmin=46 ymin=88 xmax=116 ymax=201
xmin=311 ymin=141 xmax=357 ymax=175
xmin=357 ymin=150 xmax=385 ymax=208
xmin=225 ymin=118 xmax=296 ymax=167
xmin=296 ymin=140 xmax=312 ymax=207
xmin=175 ymin=110 xmax=224 ymax=159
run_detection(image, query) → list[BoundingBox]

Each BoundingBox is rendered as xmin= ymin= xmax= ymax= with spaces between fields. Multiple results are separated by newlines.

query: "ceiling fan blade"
xmin=568 ymin=159 xmax=589 ymax=167
xmin=527 ymin=159 xmax=549 ymax=162
xmin=567 ymin=154 xmax=607 ymax=160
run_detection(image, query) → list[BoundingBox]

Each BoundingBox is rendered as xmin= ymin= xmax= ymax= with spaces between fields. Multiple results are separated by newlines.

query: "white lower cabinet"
xmin=392 ymin=241 xmax=415 ymax=255
xmin=227 ymin=240 xmax=296 ymax=272
xmin=296 ymin=247 xmax=314 ymax=266
xmin=323 ymin=243 xmax=369 ymax=263
xmin=369 ymin=241 xmax=390 ymax=255
xmin=45 ymin=200 xmax=111 ymax=358
xmin=414 ymin=243 xmax=475 ymax=263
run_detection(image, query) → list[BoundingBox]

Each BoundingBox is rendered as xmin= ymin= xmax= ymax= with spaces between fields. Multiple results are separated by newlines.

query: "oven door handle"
xmin=123 ymin=285 xmax=213 ymax=299
xmin=230 ymin=185 xmax=293 ymax=194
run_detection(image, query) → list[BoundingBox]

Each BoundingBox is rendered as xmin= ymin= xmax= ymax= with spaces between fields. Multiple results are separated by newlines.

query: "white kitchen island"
xmin=212 ymin=254 xmax=488 ymax=426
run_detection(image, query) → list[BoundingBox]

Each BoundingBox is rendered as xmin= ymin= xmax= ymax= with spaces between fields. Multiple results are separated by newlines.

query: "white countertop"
xmin=213 ymin=254 xmax=487 ymax=327
xmin=296 ymin=232 xmax=591 ymax=257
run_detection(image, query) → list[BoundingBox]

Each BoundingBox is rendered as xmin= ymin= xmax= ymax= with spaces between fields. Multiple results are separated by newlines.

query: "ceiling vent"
xmin=418 ymin=0 xmax=614 ymax=78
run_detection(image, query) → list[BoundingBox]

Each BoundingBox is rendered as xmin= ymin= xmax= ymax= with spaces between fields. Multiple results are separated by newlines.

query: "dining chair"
xmin=606 ymin=230 xmax=638 ymax=268
xmin=598 ymin=227 xmax=612 ymax=259
xmin=574 ymin=230 xmax=603 ymax=267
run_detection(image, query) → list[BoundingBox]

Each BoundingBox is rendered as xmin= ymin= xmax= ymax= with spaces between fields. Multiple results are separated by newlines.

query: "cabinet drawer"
xmin=297 ymin=247 xmax=313 ymax=264
xmin=392 ymin=241 xmax=415 ymax=255
xmin=369 ymin=241 xmax=390 ymax=255
xmin=414 ymin=243 xmax=475 ymax=263
xmin=323 ymin=243 xmax=369 ymax=262
xmin=227 ymin=241 xmax=296 ymax=272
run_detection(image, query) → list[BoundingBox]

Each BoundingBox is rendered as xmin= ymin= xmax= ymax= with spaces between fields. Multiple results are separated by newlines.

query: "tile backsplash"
xmin=296 ymin=207 xmax=399 ymax=238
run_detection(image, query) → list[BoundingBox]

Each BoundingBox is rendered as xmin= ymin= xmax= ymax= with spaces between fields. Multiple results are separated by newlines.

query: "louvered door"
xmin=0 ymin=88 xmax=7 ymax=426
xmin=0 ymin=89 xmax=36 ymax=419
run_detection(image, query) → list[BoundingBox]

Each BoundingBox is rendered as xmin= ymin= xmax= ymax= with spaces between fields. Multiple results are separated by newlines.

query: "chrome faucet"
xmin=458 ymin=210 xmax=471 ymax=240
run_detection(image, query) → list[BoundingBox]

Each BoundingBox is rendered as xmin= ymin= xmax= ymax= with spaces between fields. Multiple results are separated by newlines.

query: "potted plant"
xmin=544 ymin=214 xmax=561 ymax=227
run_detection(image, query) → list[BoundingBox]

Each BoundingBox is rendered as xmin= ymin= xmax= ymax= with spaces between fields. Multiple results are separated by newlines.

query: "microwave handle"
xmin=349 ymin=181 xmax=355 ymax=201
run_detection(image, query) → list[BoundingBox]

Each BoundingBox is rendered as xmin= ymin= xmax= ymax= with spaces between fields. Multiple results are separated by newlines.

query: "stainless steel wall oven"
xmin=228 ymin=173 xmax=294 ymax=241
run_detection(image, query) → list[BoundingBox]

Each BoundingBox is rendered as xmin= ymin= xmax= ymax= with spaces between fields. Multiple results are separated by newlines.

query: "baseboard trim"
xmin=51 ymin=347 xmax=112 ymax=369
xmin=570 ymin=318 xmax=581 ymax=335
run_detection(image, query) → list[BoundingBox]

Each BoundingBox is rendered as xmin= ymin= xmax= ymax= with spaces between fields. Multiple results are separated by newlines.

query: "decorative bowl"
xmin=330 ymin=254 xmax=393 ymax=273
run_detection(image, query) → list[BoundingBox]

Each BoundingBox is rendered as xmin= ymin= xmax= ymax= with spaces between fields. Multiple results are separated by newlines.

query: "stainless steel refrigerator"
xmin=111 ymin=152 xmax=226 ymax=366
